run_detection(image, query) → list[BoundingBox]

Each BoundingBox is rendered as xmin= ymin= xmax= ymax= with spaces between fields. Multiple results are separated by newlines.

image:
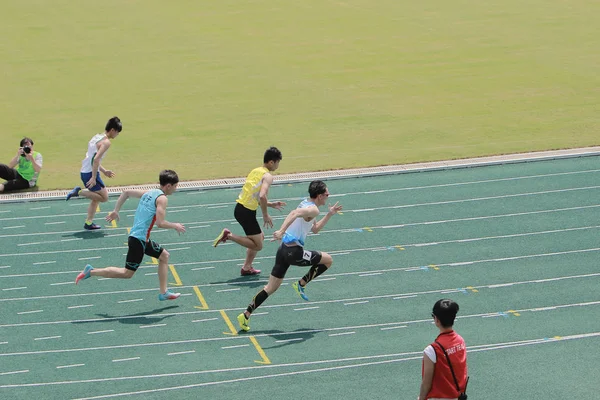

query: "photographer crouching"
xmin=0 ymin=137 xmax=43 ymax=193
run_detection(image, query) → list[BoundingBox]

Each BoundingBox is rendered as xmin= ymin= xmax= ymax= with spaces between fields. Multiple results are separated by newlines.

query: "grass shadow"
xmin=240 ymin=327 xmax=322 ymax=349
xmin=71 ymin=305 xmax=180 ymax=326
xmin=210 ymin=275 xmax=267 ymax=290
xmin=62 ymin=230 xmax=109 ymax=239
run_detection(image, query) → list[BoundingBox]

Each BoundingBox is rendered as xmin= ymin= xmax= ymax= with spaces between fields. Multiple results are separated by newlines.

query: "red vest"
xmin=423 ymin=330 xmax=467 ymax=399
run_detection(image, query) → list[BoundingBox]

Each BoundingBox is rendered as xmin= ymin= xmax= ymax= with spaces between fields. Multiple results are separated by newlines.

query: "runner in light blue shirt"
xmin=75 ymin=170 xmax=186 ymax=301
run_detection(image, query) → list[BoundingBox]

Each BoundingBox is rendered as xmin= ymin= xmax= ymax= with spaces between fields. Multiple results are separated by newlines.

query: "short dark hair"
xmin=308 ymin=180 xmax=327 ymax=198
xmin=432 ymin=299 xmax=459 ymax=328
xmin=159 ymin=170 xmax=179 ymax=186
xmin=263 ymin=146 xmax=282 ymax=163
xmin=20 ymin=137 xmax=34 ymax=147
xmin=105 ymin=116 xmax=122 ymax=132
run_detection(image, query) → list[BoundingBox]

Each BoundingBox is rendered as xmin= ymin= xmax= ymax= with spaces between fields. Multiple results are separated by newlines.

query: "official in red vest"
xmin=419 ymin=299 xmax=468 ymax=400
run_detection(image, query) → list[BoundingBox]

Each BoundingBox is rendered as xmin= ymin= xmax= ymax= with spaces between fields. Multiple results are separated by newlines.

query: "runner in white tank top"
xmin=235 ymin=180 xmax=343 ymax=332
xmin=66 ymin=117 xmax=122 ymax=230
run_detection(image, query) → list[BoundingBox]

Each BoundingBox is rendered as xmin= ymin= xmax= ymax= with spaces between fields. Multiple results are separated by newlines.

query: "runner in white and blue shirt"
xmin=236 ymin=180 xmax=343 ymax=332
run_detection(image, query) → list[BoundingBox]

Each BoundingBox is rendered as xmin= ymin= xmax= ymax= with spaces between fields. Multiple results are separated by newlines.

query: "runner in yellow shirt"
xmin=213 ymin=147 xmax=285 ymax=275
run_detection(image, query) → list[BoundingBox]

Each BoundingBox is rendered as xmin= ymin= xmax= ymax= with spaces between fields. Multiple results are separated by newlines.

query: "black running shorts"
xmin=270 ymin=244 xmax=322 ymax=279
xmin=125 ymin=236 xmax=164 ymax=271
xmin=234 ymin=202 xmax=262 ymax=236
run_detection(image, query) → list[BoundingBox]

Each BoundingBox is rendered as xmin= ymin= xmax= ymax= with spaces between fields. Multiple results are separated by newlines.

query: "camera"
xmin=21 ymin=146 xmax=31 ymax=157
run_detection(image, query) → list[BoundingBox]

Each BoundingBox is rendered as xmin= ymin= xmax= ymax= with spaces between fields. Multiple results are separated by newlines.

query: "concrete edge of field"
xmin=2 ymin=147 xmax=600 ymax=204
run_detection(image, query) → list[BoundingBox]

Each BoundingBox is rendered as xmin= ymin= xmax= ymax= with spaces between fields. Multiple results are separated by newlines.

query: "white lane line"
xmin=312 ymin=277 xmax=336 ymax=282
xmin=168 ymin=350 xmax=196 ymax=356
xmin=191 ymin=266 xmax=215 ymax=271
xmin=380 ymin=325 xmax=408 ymax=331
xmin=329 ymin=332 xmax=356 ymax=337
xmin=393 ymin=295 xmax=417 ymax=300
xmin=216 ymin=288 xmax=240 ymax=293
xmin=68 ymin=305 xmax=94 ymax=309
xmin=191 ymin=318 xmax=218 ymax=323
xmin=78 ymin=256 xmax=101 ymax=261
xmin=139 ymin=324 xmax=167 ymax=329
xmin=207 ymin=205 xmax=228 ymax=209
xmin=221 ymin=344 xmax=250 ymax=350
xmin=251 ymin=312 xmax=269 ymax=316
xmin=61 ymin=238 xmax=83 ymax=242
xmin=531 ymin=307 xmax=557 ymax=312
xmin=30 ymin=206 xmax=51 ymax=210
xmin=112 ymin=357 xmax=140 ymax=363
xmin=359 ymin=272 xmax=383 ymax=277
xmin=2 ymin=287 xmax=27 ymax=291
xmin=0 ymin=265 xmax=11 ymax=269
xmin=168 ymin=247 xmax=190 ymax=252
xmin=144 ymin=273 xmax=158 ymax=276
xmin=45 ymin=221 xmax=66 ymax=225
xmin=17 ymin=309 xmax=43 ymax=314
xmin=189 ymin=225 xmax=210 ymax=229
xmin=2 ymin=226 xmax=25 ymax=230
xmin=0 ymin=369 xmax=29 ymax=376
xmin=34 ymin=336 xmax=61 ymax=341
xmin=275 ymin=338 xmax=304 ymax=343
xmin=294 ymin=306 xmax=320 ymax=311
xmin=167 ymin=209 xmax=189 ymax=213
xmin=50 ymin=282 xmax=74 ymax=286
xmin=344 ymin=301 xmax=369 ymax=306
xmin=56 ymin=364 xmax=84 ymax=369
xmin=118 ymin=299 xmax=144 ymax=304
xmin=88 ymin=330 xmax=114 ymax=335
xmin=33 ymin=261 xmax=56 ymax=265
xmin=0 ymin=341 xmax=7 ymax=345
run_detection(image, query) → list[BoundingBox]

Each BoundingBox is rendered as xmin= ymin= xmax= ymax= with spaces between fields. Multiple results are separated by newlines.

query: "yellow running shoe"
xmin=237 ymin=313 xmax=250 ymax=332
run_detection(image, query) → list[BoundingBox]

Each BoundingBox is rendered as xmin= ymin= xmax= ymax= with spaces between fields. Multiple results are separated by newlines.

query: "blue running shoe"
xmin=158 ymin=289 xmax=181 ymax=301
xmin=292 ymin=281 xmax=309 ymax=301
xmin=84 ymin=222 xmax=102 ymax=230
xmin=66 ymin=186 xmax=81 ymax=201
xmin=75 ymin=264 xmax=94 ymax=285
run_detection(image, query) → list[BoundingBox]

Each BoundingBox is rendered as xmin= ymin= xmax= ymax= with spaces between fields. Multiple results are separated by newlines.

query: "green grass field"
xmin=1 ymin=0 xmax=599 ymax=189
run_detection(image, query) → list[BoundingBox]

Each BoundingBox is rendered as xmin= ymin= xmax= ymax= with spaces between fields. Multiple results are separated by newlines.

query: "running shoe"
xmin=212 ymin=228 xmax=231 ymax=247
xmin=292 ymin=281 xmax=309 ymax=301
xmin=66 ymin=186 xmax=81 ymax=201
xmin=84 ymin=222 xmax=102 ymax=230
xmin=237 ymin=313 xmax=250 ymax=332
xmin=240 ymin=267 xmax=261 ymax=276
xmin=158 ymin=289 xmax=181 ymax=301
xmin=75 ymin=264 xmax=94 ymax=284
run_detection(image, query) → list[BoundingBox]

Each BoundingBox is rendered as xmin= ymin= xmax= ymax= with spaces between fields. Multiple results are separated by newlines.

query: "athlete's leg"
xmin=157 ymin=249 xmax=170 ymax=294
xmin=81 ymin=188 xmax=108 ymax=224
xmin=299 ymin=251 xmax=332 ymax=286
xmin=243 ymin=274 xmax=283 ymax=316
xmin=90 ymin=267 xmax=135 ymax=279
xmin=227 ymin=232 xmax=263 ymax=251
xmin=238 ymin=246 xmax=289 ymax=331
xmin=241 ymin=231 xmax=264 ymax=273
